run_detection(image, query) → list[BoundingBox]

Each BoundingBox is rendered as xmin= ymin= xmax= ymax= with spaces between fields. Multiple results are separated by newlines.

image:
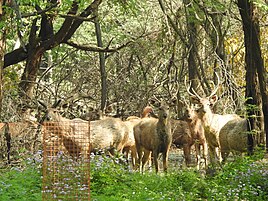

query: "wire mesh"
xmin=42 ymin=120 xmax=90 ymax=201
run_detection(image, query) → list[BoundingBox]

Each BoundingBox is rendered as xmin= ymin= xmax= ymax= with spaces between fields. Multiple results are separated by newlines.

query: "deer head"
xmin=141 ymin=106 xmax=158 ymax=118
xmin=185 ymin=73 xmax=220 ymax=117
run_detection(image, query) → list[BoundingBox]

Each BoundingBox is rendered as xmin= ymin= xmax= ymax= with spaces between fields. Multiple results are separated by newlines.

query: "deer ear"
xmin=210 ymin=95 xmax=218 ymax=105
xmin=190 ymin=96 xmax=200 ymax=104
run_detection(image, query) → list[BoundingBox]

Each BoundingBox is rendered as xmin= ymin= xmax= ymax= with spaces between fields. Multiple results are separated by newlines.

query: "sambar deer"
xmin=134 ymin=102 xmax=172 ymax=173
xmin=123 ymin=106 xmax=156 ymax=169
xmin=44 ymin=108 xmax=130 ymax=158
xmin=185 ymin=73 xmax=240 ymax=165
xmin=43 ymin=108 xmax=90 ymax=158
xmin=219 ymin=116 xmax=250 ymax=162
xmin=183 ymin=103 xmax=208 ymax=169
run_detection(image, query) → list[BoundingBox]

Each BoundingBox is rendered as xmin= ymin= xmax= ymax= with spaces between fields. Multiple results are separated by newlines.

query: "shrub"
xmin=0 ymin=165 xmax=42 ymax=201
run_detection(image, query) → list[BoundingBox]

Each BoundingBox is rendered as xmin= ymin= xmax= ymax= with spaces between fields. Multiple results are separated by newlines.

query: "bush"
xmin=90 ymin=152 xmax=268 ymax=201
xmin=1 ymin=150 xmax=267 ymax=200
xmin=206 ymin=154 xmax=268 ymax=200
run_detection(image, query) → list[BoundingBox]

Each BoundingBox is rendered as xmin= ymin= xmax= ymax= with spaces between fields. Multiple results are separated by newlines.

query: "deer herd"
xmin=1 ymin=75 xmax=251 ymax=173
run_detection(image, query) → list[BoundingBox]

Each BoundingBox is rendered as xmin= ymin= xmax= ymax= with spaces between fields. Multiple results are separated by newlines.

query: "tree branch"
xmin=63 ymin=0 xmax=102 ymax=41
xmin=4 ymin=46 xmax=28 ymax=68
xmin=3 ymin=0 xmax=103 ymax=68
xmin=64 ymin=40 xmax=134 ymax=52
xmin=59 ymin=14 xmax=96 ymax=22
xmin=21 ymin=3 xmax=59 ymax=18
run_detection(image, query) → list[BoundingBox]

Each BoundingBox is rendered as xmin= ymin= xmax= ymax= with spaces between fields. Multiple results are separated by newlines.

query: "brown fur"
xmin=170 ymin=119 xmax=193 ymax=166
xmin=171 ymin=105 xmax=208 ymax=169
xmin=123 ymin=106 xmax=156 ymax=169
xmin=184 ymin=105 xmax=208 ymax=169
xmin=0 ymin=121 xmax=38 ymax=162
xmin=45 ymin=108 xmax=131 ymax=157
xmin=43 ymin=110 xmax=90 ymax=158
xmin=219 ymin=117 xmax=248 ymax=162
xmin=90 ymin=117 xmax=129 ymax=155
xmin=134 ymin=103 xmax=172 ymax=173
xmin=123 ymin=118 xmax=141 ymax=168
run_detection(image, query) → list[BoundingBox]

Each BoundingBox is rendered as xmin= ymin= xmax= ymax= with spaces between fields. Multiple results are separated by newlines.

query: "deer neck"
xmin=157 ymin=118 xmax=171 ymax=145
xmin=202 ymin=110 xmax=215 ymax=128
xmin=157 ymin=118 xmax=170 ymax=132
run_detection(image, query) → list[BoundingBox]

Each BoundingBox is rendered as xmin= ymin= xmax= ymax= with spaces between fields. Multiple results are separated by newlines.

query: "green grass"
xmin=90 ymin=153 xmax=268 ymax=201
xmin=0 ymin=166 xmax=42 ymax=201
xmin=0 ymin=151 xmax=268 ymax=201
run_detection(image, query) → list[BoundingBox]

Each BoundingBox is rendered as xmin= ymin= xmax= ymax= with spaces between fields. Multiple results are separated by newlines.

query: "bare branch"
xmin=58 ymin=14 xmax=96 ymax=22
xmin=64 ymin=40 xmax=134 ymax=52
xmin=21 ymin=3 xmax=59 ymax=18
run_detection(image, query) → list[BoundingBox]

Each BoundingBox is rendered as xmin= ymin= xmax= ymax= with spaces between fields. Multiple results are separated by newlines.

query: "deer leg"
xmin=183 ymin=145 xmax=191 ymax=167
xmin=203 ymin=142 xmax=208 ymax=168
xmin=136 ymin=144 xmax=143 ymax=172
xmin=195 ymin=143 xmax=201 ymax=170
xmin=141 ymin=149 xmax=151 ymax=173
xmin=162 ymin=149 xmax=169 ymax=173
xmin=131 ymin=146 xmax=138 ymax=170
xmin=153 ymin=151 xmax=159 ymax=174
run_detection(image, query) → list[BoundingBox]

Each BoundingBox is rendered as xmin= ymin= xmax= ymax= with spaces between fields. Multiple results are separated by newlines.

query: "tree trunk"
xmin=183 ymin=0 xmax=198 ymax=90
xmin=0 ymin=0 xmax=6 ymax=116
xmin=94 ymin=10 xmax=107 ymax=112
xmin=18 ymin=18 xmax=43 ymax=115
xmin=238 ymin=0 xmax=268 ymax=153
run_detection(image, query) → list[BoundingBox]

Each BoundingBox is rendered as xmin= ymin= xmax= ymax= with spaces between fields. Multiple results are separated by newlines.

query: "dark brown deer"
xmin=134 ymin=102 xmax=172 ymax=173
xmin=170 ymin=118 xmax=193 ymax=167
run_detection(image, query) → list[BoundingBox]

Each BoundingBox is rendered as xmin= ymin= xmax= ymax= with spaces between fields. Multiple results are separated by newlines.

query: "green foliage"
xmin=206 ymin=153 xmax=268 ymax=200
xmin=252 ymin=0 xmax=268 ymax=11
xmin=0 ymin=166 xmax=42 ymax=201
xmin=90 ymin=153 xmax=268 ymax=201
xmin=0 ymin=151 xmax=267 ymax=201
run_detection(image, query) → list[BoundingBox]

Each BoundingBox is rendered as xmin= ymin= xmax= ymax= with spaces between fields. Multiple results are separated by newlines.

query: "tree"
xmin=238 ymin=0 xmax=268 ymax=152
xmin=0 ymin=0 xmax=7 ymax=115
xmin=94 ymin=8 xmax=107 ymax=113
xmin=4 ymin=0 xmax=103 ymax=114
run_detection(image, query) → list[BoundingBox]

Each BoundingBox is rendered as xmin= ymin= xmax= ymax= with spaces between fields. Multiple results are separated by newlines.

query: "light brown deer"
xmin=186 ymin=74 xmax=240 ymax=164
xmin=183 ymin=104 xmax=208 ymax=169
xmin=134 ymin=102 xmax=172 ymax=173
xmin=123 ymin=106 xmax=156 ymax=169
xmin=44 ymin=108 xmax=130 ymax=158
xmin=43 ymin=108 xmax=90 ymax=158
xmin=170 ymin=101 xmax=208 ymax=169
xmin=219 ymin=116 xmax=249 ymax=162
xmin=90 ymin=117 xmax=129 ymax=155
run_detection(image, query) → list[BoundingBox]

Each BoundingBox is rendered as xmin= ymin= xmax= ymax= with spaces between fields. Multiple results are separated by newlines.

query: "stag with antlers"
xmin=185 ymin=73 xmax=240 ymax=165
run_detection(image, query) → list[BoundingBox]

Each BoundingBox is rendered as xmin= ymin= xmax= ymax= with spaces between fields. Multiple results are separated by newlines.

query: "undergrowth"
xmin=0 ymin=151 xmax=42 ymax=201
xmin=0 ymin=150 xmax=267 ymax=201
xmin=90 ymin=152 xmax=268 ymax=201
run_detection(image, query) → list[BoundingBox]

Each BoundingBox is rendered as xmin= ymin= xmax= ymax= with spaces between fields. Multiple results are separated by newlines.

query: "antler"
xmin=184 ymin=76 xmax=202 ymax=100
xmin=208 ymin=72 xmax=220 ymax=98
